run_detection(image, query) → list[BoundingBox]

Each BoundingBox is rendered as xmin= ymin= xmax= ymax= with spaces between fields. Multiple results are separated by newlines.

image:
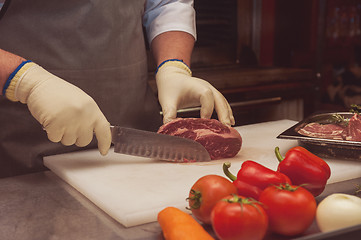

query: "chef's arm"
xmin=0 ymin=48 xmax=111 ymax=155
xmin=151 ymin=31 xmax=194 ymax=66
xmin=0 ymin=49 xmax=26 ymax=91
xmin=151 ymin=31 xmax=235 ymax=126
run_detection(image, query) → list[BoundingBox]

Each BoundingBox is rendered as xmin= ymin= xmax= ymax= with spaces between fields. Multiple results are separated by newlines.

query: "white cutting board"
xmin=44 ymin=120 xmax=361 ymax=227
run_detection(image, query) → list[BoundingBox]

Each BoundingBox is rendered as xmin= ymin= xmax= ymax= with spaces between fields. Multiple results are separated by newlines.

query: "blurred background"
xmin=1 ymin=0 xmax=361 ymax=126
xmin=148 ymin=0 xmax=361 ymax=126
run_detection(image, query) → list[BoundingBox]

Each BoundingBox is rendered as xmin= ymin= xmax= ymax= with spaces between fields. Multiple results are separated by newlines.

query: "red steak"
xmin=346 ymin=113 xmax=361 ymax=141
xmin=297 ymin=113 xmax=361 ymax=142
xmin=298 ymin=122 xmax=345 ymax=140
xmin=157 ymin=118 xmax=242 ymax=160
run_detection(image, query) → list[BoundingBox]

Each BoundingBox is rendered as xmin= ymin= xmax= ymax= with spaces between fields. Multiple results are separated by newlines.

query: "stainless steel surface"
xmin=1 ymin=171 xmax=360 ymax=240
xmin=111 ymin=126 xmax=211 ymax=162
xmin=0 ymin=171 xmax=162 ymax=240
xmin=277 ymin=112 xmax=361 ymax=160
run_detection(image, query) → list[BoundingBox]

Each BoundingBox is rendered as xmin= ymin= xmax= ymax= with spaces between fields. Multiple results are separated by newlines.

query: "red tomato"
xmin=188 ymin=175 xmax=237 ymax=224
xmin=259 ymin=183 xmax=317 ymax=236
xmin=211 ymin=195 xmax=268 ymax=240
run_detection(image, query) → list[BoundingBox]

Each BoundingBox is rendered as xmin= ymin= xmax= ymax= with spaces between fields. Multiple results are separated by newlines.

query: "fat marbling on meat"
xmin=298 ymin=122 xmax=345 ymax=140
xmin=157 ymin=118 xmax=242 ymax=160
xmin=346 ymin=113 xmax=361 ymax=141
xmin=298 ymin=113 xmax=361 ymax=141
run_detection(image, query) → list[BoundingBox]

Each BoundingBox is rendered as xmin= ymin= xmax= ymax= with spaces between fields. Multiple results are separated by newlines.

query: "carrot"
xmin=158 ymin=207 xmax=214 ymax=240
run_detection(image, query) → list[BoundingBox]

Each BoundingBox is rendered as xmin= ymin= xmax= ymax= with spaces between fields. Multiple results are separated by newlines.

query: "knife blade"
xmin=110 ymin=126 xmax=211 ymax=162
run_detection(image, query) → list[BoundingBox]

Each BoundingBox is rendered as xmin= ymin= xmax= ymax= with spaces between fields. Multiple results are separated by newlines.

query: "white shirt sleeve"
xmin=143 ymin=0 xmax=196 ymax=44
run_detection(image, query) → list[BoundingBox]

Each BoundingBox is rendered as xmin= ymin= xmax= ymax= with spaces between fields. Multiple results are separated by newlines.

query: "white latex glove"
xmin=156 ymin=61 xmax=235 ymax=126
xmin=5 ymin=62 xmax=111 ymax=155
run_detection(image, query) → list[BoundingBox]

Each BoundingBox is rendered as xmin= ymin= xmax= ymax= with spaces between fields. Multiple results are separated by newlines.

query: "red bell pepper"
xmin=223 ymin=161 xmax=292 ymax=200
xmin=275 ymin=146 xmax=331 ymax=197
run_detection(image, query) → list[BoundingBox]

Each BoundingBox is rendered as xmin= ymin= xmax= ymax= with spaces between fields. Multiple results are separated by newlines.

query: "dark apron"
xmin=0 ymin=0 xmax=162 ymax=178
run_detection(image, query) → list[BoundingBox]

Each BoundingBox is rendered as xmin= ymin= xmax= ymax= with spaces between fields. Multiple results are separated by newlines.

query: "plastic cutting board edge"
xmin=44 ymin=119 xmax=361 ymax=227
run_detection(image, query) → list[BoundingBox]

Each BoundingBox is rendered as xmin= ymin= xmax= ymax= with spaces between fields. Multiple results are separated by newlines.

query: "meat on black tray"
xmin=298 ymin=113 xmax=361 ymax=142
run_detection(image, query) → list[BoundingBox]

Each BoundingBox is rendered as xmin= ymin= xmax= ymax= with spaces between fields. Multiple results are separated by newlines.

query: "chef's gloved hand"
xmin=155 ymin=59 xmax=235 ymax=126
xmin=3 ymin=61 xmax=111 ymax=155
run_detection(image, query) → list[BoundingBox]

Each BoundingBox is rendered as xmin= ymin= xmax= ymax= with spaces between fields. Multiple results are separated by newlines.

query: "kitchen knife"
xmin=111 ymin=126 xmax=211 ymax=162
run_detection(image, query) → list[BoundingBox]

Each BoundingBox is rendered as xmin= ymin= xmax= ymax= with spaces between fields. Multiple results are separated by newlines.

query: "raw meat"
xmin=157 ymin=118 xmax=242 ymax=160
xmin=346 ymin=113 xmax=361 ymax=141
xmin=298 ymin=113 xmax=361 ymax=141
xmin=298 ymin=122 xmax=345 ymax=140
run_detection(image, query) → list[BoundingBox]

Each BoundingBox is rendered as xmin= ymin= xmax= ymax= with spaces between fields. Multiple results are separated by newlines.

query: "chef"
xmin=0 ymin=0 xmax=234 ymax=178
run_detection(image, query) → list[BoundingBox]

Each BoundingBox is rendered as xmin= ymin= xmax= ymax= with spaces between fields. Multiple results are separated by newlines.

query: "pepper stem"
xmin=222 ymin=162 xmax=237 ymax=181
xmin=275 ymin=146 xmax=284 ymax=162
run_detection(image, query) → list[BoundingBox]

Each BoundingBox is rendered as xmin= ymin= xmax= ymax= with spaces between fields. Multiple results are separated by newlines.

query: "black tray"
xmin=277 ymin=112 xmax=361 ymax=160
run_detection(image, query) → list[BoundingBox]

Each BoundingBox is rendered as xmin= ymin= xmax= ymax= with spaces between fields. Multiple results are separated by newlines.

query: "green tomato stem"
xmin=187 ymin=189 xmax=202 ymax=209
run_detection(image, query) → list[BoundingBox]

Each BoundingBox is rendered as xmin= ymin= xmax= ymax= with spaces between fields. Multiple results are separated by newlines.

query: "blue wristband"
xmin=155 ymin=59 xmax=190 ymax=74
xmin=2 ymin=60 xmax=32 ymax=95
